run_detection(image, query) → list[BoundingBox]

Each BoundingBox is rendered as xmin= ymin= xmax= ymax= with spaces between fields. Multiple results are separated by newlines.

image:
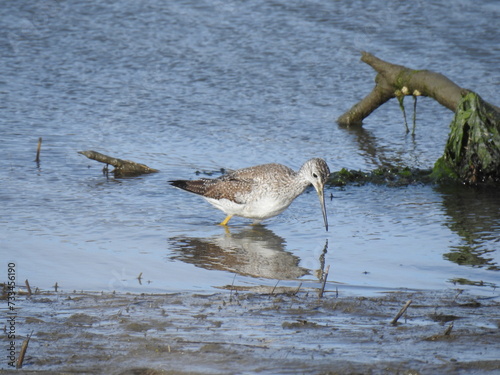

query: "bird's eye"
xmin=312 ymin=173 xmax=318 ymax=178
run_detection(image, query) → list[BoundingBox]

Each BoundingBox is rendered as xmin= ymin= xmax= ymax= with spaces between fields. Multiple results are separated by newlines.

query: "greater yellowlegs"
xmin=170 ymin=158 xmax=330 ymax=230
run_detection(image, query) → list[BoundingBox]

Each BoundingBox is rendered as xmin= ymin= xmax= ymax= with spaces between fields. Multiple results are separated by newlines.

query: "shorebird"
xmin=170 ymin=158 xmax=330 ymax=230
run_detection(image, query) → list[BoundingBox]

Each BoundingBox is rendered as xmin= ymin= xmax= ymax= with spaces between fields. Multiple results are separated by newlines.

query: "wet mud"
xmin=2 ymin=288 xmax=499 ymax=374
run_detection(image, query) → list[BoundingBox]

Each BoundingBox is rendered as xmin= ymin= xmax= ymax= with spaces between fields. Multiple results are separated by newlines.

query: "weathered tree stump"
xmin=432 ymin=93 xmax=500 ymax=184
xmin=78 ymin=150 xmax=159 ymax=177
xmin=338 ymin=52 xmax=500 ymax=185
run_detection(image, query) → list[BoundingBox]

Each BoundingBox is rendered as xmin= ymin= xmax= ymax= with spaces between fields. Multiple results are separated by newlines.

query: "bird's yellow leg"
xmin=219 ymin=215 xmax=233 ymax=226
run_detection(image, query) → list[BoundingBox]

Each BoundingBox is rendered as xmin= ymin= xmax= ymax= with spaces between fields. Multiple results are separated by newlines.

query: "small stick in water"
xmin=35 ymin=137 xmax=42 ymax=164
xmin=452 ymin=289 xmax=464 ymax=303
xmin=319 ymin=265 xmax=330 ymax=298
xmin=391 ymin=300 xmax=412 ymax=325
xmin=271 ymin=280 xmax=280 ymax=295
xmin=16 ymin=331 xmax=33 ymax=368
xmin=25 ymin=279 xmax=32 ymax=296
xmin=444 ymin=322 xmax=454 ymax=336
xmin=229 ymin=273 xmax=237 ymax=302
xmin=294 ymin=282 xmax=302 ymax=296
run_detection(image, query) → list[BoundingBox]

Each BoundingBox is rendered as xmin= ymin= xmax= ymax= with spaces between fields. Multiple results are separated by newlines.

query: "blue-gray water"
xmin=1 ymin=0 xmax=499 ymax=296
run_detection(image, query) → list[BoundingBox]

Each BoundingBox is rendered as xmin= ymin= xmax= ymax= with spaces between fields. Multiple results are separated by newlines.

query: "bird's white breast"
xmin=205 ymin=195 xmax=293 ymax=220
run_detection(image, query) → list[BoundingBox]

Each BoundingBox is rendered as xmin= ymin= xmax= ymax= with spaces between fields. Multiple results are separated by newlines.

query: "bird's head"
xmin=301 ymin=158 xmax=330 ymax=231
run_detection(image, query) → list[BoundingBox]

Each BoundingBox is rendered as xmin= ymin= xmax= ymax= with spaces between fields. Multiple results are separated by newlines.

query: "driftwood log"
xmin=79 ymin=150 xmax=159 ymax=177
xmin=338 ymin=52 xmax=498 ymax=126
xmin=338 ymin=52 xmax=500 ymax=185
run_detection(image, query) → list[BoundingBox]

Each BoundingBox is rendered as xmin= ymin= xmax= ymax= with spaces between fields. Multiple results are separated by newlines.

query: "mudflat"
xmin=2 ymin=288 xmax=499 ymax=374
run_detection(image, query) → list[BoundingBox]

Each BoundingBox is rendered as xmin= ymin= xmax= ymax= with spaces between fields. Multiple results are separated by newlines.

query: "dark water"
xmin=1 ymin=0 xmax=499 ymax=296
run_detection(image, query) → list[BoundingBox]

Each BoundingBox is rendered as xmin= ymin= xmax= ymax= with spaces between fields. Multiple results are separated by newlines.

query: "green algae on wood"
xmin=432 ymin=93 xmax=500 ymax=184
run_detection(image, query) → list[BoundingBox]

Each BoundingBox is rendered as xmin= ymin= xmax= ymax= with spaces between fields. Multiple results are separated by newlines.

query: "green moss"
xmin=328 ymin=167 xmax=432 ymax=187
xmin=432 ymin=92 xmax=500 ymax=184
xmin=430 ymin=156 xmax=459 ymax=182
xmin=398 ymin=167 xmax=412 ymax=178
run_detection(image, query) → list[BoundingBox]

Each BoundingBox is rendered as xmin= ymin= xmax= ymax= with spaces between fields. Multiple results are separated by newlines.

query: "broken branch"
xmin=391 ymin=299 xmax=412 ymax=325
xmin=79 ymin=150 xmax=159 ymax=177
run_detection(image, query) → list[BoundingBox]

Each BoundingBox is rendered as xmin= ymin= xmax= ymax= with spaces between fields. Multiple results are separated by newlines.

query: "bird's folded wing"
xmin=205 ymin=177 xmax=254 ymax=203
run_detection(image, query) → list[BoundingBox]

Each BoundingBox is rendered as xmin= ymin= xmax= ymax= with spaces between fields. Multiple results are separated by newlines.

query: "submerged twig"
xmin=35 ymin=137 xmax=42 ymax=164
xmin=391 ymin=299 xmax=412 ymax=325
xmin=319 ymin=265 xmax=330 ymax=299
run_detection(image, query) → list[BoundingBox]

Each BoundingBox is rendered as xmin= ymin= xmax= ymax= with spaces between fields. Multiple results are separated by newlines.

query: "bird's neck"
xmin=289 ymin=172 xmax=312 ymax=196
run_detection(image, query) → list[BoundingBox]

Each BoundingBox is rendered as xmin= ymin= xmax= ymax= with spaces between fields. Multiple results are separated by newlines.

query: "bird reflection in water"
xmin=169 ymin=226 xmax=310 ymax=280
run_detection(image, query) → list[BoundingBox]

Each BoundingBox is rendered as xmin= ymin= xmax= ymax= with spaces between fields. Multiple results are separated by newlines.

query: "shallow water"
xmin=1 ymin=0 xmax=499 ymax=297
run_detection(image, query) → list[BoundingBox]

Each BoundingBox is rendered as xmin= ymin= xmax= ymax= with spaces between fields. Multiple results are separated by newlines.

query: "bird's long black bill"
xmin=318 ymin=189 xmax=328 ymax=231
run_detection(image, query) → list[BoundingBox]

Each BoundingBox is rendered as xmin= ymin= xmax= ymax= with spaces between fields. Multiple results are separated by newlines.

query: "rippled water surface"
xmin=1 ymin=0 xmax=499 ymax=297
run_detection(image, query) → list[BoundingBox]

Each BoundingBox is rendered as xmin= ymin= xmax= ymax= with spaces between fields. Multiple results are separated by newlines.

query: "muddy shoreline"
xmin=1 ymin=287 xmax=499 ymax=374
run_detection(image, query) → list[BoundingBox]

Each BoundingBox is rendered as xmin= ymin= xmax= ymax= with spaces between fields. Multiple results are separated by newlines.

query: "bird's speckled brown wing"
xmin=170 ymin=176 xmax=254 ymax=203
xmin=170 ymin=163 xmax=295 ymax=204
xmin=204 ymin=177 xmax=254 ymax=203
